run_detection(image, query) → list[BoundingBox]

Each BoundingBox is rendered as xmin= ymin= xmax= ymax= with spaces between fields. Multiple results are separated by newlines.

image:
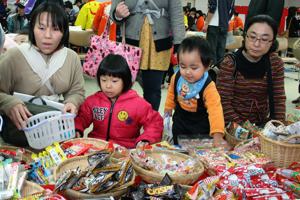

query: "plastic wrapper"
xmin=250 ymin=192 xmax=294 ymax=200
xmin=276 ymin=169 xmax=300 ymax=183
xmin=184 ymin=176 xmax=219 ymax=200
xmin=63 ymin=142 xmax=92 ymax=158
xmin=227 ymin=122 xmax=250 ymax=140
xmin=286 ymin=122 xmax=300 ymax=135
xmin=88 ymin=150 xmax=111 ymax=169
xmin=122 ymin=174 xmax=184 ymax=200
xmin=280 ymin=179 xmax=300 ymax=196
xmin=234 ymin=137 xmax=261 ymax=153
xmin=131 ymin=150 xmax=196 ymax=175
xmin=55 ymin=152 xmax=134 ymax=194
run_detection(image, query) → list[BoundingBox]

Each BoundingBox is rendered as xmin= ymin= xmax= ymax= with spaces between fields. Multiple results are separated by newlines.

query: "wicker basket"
xmin=21 ymin=181 xmax=44 ymax=197
xmin=54 ymin=155 xmax=134 ymax=199
xmin=62 ymin=138 xmax=128 ymax=159
xmin=0 ymin=145 xmax=33 ymax=163
xmin=259 ymin=132 xmax=300 ymax=168
xmin=225 ymin=131 xmax=243 ymax=147
xmin=131 ymin=149 xmax=204 ymax=185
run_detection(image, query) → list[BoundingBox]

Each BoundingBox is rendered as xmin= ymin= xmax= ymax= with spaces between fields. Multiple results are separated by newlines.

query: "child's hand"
xmin=212 ymin=132 xmax=231 ymax=150
xmin=136 ymin=141 xmax=149 ymax=150
xmin=164 ymin=109 xmax=173 ymax=117
xmin=75 ymin=131 xmax=81 ymax=138
xmin=63 ymin=102 xmax=77 ymax=114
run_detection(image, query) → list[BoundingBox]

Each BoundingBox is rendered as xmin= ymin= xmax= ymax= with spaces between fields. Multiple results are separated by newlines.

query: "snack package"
xmin=276 ymin=169 xmax=300 ymax=183
xmin=63 ymin=142 xmax=92 ymax=158
xmin=227 ymin=122 xmax=249 ymax=140
xmin=242 ymin=120 xmax=260 ymax=137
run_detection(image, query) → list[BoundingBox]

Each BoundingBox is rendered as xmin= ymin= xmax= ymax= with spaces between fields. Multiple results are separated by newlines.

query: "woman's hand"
xmin=115 ymin=1 xmax=130 ymax=19
xmin=212 ymin=132 xmax=231 ymax=150
xmin=63 ymin=102 xmax=77 ymax=114
xmin=8 ymin=103 xmax=32 ymax=130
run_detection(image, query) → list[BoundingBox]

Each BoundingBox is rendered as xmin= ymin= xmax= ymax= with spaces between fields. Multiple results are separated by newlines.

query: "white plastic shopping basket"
xmin=23 ymin=111 xmax=76 ymax=149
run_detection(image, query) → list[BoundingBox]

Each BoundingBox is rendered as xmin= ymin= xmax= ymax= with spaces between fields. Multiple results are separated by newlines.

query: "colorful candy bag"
xmin=227 ymin=122 xmax=250 ymax=140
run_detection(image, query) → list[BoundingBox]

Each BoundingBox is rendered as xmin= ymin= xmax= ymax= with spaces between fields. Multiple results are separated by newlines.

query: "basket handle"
xmin=28 ymin=97 xmax=47 ymax=105
xmin=264 ymin=120 xmax=285 ymax=128
xmin=282 ymin=134 xmax=300 ymax=143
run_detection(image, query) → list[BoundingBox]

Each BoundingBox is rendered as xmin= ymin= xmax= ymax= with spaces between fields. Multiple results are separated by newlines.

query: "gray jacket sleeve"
xmin=168 ymin=0 xmax=185 ymax=45
xmin=110 ymin=0 xmax=124 ymax=24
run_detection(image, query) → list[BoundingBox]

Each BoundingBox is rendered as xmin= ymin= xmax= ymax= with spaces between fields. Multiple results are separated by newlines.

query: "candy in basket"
xmin=23 ymin=111 xmax=76 ymax=149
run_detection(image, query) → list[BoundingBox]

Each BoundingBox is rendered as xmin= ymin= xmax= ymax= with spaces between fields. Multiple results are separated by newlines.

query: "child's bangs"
xmin=99 ymin=65 xmax=124 ymax=78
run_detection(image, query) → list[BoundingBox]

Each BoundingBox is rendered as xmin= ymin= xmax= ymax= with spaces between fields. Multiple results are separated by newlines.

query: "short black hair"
xmin=243 ymin=15 xmax=278 ymax=53
xmin=29 ymin=2 xmax=69 ymax=48
xmin=177 ymin=36 xmax=213 ymax=68
xmin=74 ymin=0 xmax=82 ymax=5
xmin=96 ymin=54 xmax=132 ymax=93
xmin=190 ymin=7 xmax=196 ymax=13
xmin=64 ymin=1 xmax=73 ymax=9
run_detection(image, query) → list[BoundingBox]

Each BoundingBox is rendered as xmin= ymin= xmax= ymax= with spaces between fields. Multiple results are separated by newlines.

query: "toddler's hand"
xmin=213 ymin=132 xmax=231 ymax=150
xmin=164 ymin=109 xmax=173 ymax=117
xmin=75 ymin=131 xmax=81 ymax=138
xmin=136 ymin=141 xmax=149 ymax=150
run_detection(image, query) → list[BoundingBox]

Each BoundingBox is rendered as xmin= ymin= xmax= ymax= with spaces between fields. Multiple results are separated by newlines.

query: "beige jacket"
xmin=0 ymin=46 xmax=85 ymax=114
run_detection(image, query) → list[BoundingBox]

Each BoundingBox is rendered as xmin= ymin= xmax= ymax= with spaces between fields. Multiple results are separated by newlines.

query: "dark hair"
xmin=96 ymin=54 xmax=132 ymax=93
xmin=190 ymin=7 xmax=196 ymax=13
xmin=177 ymin=36 xmax=213 ymax=68
xmin=196 ymin=10 xmax=203 ymax=17
xmin=243 ymin=15 xmax=278 ymax=53
xmin=29 ymin=2 xmax=69 ymax=48
xmin=234 ymin=11 xmax=239 ymax=16
xmin=64 ymin=1 xmax=73 ymax=9
xmin=74 ymin=0 xmax=82 ymax=5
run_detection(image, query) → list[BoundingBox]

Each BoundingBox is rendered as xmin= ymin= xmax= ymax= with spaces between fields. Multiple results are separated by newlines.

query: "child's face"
xmin=100 ymin=75 xmax=124 ymax=100
xmin=179 ymin=50 xmax=206 ymax=83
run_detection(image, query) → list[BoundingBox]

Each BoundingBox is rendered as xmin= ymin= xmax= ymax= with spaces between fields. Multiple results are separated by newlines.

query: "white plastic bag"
xmin=162 ymin=115 xmax=173 ymax=144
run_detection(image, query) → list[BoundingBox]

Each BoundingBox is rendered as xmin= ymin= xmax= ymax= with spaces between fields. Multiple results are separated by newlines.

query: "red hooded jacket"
xmin=75 ymin=90 xmax=163 ymax=148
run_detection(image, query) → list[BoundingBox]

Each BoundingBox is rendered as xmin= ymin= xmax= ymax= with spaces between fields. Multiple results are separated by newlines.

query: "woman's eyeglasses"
xmin=246 ymin=34 xmax=273 ymax=45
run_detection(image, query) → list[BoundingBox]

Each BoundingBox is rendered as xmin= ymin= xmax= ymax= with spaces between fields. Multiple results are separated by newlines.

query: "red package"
xmin=244 ymin=188 xmax=285 ymax=197
xmin=289 ymin=162 xmax=300 ymax=172
xmin=64 ymin=142 xmax=92 ymax=158
xmin=250 ymin=192 xmax=295 ymax=200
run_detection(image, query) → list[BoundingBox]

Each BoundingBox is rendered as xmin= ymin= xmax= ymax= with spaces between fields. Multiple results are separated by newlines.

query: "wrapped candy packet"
xmin=227 ymin=122 xmax=250 ymax=140
xmin=276 ymin=169 xmax=300 ymax=183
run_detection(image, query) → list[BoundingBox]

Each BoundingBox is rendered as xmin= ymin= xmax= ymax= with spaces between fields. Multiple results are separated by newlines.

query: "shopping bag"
xmin=162 ymin=115 xmax=173 ymax=144
xmin=83 ymin=21 xmax=142 ymax=81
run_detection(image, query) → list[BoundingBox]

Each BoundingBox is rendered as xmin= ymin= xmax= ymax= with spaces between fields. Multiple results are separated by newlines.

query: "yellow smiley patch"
xmin=117 ymin=111 xmax=128 ymax=121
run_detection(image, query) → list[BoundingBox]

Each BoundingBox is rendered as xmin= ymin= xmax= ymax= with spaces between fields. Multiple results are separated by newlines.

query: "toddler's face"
xmin=99 ymin=75 xmax=124 ymax=100
xmin=179 ymin=50 xmax=206 ymax=83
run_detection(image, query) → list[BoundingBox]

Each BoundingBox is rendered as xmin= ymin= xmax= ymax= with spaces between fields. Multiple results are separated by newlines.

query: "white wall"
xmin=182 ymin=0 xmax=300 ymax=13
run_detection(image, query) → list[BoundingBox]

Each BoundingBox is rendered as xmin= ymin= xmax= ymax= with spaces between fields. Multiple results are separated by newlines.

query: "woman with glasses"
xmin=216 ymin=15 xmax=285 ymax=126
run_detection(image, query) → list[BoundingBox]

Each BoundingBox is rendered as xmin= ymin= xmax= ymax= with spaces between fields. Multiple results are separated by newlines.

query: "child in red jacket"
xmin=75 ymin=54 xmax=163 ymax=149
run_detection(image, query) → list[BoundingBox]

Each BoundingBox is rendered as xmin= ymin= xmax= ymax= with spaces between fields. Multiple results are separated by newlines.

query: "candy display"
xmin=55 ymin=150 xmax=134 ymax=195
xmin=263 ymin=120 xmax=300 ymax=143
xmin=131 ymin=150 xmax=196 ymax=175
xmin=121 ymin=174 xmax=185 ymax=200
xmin=2 ymin=119 xmax=300 ymax=200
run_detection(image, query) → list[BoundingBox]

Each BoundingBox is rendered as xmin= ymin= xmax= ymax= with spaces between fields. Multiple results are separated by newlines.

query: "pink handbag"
xmin=83 ymin=23 xmax=142 ymax=81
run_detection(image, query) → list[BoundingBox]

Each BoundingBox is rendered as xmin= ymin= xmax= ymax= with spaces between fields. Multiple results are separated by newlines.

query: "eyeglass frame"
xmin=245 ymin=34 xmax=274 ymax=45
